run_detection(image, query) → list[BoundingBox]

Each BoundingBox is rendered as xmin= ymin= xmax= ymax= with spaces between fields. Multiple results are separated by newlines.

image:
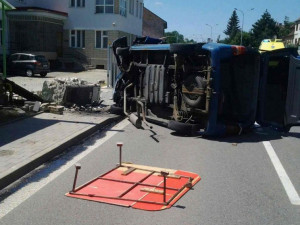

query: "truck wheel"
xmin=40 ymin=72 xmax=47 ymax=77
xmin=168 ymin=120 xmax=202 ymax=135
xmin=116 ymin=47 xmax=130 ymax=56
xmin=110 ymin=104 xmax=124 ymax=115
xmin=26 ymin=69 xmax=33 ymax=77
xmin=182 ymin=75 xmax=206 ymax=107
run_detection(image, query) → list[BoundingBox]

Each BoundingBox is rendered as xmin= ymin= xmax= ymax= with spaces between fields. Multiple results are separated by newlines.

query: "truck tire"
xmin=110 ymin=104 xmax=124 ymax=115
xmin=182 ymin=75 xmax=206 ymax=107
xmin=116 ymin=47 xmax=130 ymax=56
xmin=168 ymin=120 xmax=201 ymax=135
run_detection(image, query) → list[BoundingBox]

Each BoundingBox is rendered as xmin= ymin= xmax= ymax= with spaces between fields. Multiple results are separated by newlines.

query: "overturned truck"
xmin=111 ymin=37 xmax=300 ymax=136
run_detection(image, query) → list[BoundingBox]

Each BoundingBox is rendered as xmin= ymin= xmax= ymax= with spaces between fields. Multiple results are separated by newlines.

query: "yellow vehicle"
xmin=259 ymin=39 xmax=285 ymax=52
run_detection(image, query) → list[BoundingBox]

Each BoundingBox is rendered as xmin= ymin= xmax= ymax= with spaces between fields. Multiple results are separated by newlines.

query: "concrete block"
xmin=49 ymin=106 xmax=64 ymax=115
xmin=33 ymin=101 xmax=42 ymax=112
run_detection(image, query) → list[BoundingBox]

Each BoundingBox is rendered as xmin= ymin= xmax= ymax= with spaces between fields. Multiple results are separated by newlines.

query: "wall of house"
xmin=142 ymin=8 xmax=166 ymax=39
xmin=8 ymin=15 xmax=64 ymax=59
xmin=7 ymin=0 xmax=143 ymax=36
xmin=294 ymin=21 xmax=300 ymax=45
xmin=63 ymin=29 xmax=136 ymax=69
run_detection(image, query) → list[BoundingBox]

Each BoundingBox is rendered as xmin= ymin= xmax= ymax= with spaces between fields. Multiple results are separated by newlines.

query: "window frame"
xmin=0 ymin=20 xmax=2 ymax=46
xmin=129 ymin=0 xmax=134 ymax=14
xmin=135 ymin=0 xmax=138 ymax=17
xmin=95 ymin=0 xmax=114 ymax=14
xmin=139 ymin=2 xmax=142 ymax=19
xmin=119 ymin=0 xmax=127 ymax=17
xmin=70 ymin=0 xmax=85 ymax=8
xmin=70 ymin=30 xmax=85 ymax=48
xmin=95 ymin=30 xmax=109 ymax=49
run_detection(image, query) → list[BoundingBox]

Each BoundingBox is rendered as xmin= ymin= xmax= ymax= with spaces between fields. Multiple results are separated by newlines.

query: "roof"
xmin=0 ymin=0 xmax=15 ymax=10
xmin=296 ymin=17 xmax=300 ymax=22
xmin=12 ymin=7 xmax=68 ymax=17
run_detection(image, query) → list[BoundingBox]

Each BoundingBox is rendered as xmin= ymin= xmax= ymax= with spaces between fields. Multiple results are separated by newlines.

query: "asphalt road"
xmin=0 ymin=119 xmax=299 ymax=225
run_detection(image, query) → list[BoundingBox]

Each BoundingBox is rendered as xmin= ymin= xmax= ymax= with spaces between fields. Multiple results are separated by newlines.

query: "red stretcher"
xmin=66 ymin=143 xmax=201 ymax=211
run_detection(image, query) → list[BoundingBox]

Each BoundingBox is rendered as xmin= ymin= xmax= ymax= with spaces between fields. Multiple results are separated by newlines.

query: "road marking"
xmin=262 ymin=141 xmax=300 ymax=205
xmin=0 ymin=119 xmax=130 ymax=219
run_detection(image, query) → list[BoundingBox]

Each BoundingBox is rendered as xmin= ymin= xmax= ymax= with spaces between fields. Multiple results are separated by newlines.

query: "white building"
xmin=294 ymin=17 xmax=300 ymax=45
xmin=1 ymin=0 xmax=144 ymax=69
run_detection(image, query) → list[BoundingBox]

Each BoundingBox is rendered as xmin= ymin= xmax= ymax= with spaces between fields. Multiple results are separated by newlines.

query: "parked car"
xmin=7 ymin=53 xmax=50 ymax=77
xmin=111 ymin=37 xmax=300 ymax=136
xmin=259 ymin=39 xmax=285 ymax=52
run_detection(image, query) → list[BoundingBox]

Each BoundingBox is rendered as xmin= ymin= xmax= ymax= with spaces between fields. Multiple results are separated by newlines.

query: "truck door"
xmin=285 ymin=55 xmax=300 ymax=127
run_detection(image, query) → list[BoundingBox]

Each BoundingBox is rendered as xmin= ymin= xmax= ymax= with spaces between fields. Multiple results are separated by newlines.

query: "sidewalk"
xmin=0 ymin=87 xmax=122 ymax=190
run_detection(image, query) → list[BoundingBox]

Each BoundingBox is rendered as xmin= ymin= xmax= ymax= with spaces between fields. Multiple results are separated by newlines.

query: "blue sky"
xmin=144 ymin=0 xmax=300 ymax=42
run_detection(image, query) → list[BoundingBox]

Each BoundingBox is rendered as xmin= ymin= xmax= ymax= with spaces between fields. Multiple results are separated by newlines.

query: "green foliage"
xmin=165 ymin=31 xmax=197 ymax=43
xmin=219 ymin=31 xmax=253 ymax=47
xmin=165 ymin=31 xmax=185 ymax=43
xmin=251 ymin=10 xmax=279 ymax=47
xmin=278 ymin=16 xmax=294 ymax=39
xmin=224 ymin=10 xmax=240 ymax=41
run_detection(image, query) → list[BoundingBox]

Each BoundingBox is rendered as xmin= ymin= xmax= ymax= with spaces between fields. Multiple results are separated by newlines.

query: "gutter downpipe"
xmin=2 ymin=2 xmax=6 ymax=80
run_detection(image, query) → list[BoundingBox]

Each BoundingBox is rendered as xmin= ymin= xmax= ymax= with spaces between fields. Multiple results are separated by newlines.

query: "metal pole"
xmin=2 ymin=2 xmax=6 ymax=79
xmin=72 ymin=164 xmax=81 ymax=192
xmin=206 ymin=24 xmax=213 ymax=42
xmin=161 ymin=171 xmax=169 ymax=203
xmin=117 ymin=142 xmax=123 ymax=166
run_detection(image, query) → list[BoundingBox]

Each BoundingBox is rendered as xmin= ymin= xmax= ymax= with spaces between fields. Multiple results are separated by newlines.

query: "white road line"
xmin=0 ymin=119 xmax=130 ymax=219
xmin=262 ymin=141 xmax=300 ymax=205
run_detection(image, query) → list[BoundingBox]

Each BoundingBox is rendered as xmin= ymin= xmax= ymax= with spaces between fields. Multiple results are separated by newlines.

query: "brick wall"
xmin=142 ymin=8 xmax=167 ymax=39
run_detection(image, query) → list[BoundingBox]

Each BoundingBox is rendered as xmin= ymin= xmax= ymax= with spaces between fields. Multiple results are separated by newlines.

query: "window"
xmin=70 ymin=30 xmax=85 ymax=48
xmin=129 ymin=0 xmax=134 ymax=14
xmin=120 ymin=0 xmax=127 ymax=17
xmin=96 ymin=0 xmax=114 ymax=14
xmin=135 ymin=0 xmax=138 ymax=17
xmin=95 ymin=31 xmax=108 ymax=49
xmin=0 ymin=21 xmax=2 ymax=46
xmin=70 ymin=0 xmax=85 ymax=7
xmin=139 ymin=2 xmax=142 ymax=19
xmin=10 ymin=55 xmax=19 ymax=61
xmin=19 ymin=55 xmax=32 ymax=60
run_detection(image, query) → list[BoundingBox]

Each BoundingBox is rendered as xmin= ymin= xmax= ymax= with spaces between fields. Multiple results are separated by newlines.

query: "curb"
xmin=0 ymin=115 xmax=124 ymax=190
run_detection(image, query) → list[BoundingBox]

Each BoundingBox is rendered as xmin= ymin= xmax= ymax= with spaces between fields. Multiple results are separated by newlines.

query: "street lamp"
xmin=234 ymin=8 xmax=254 ymax=46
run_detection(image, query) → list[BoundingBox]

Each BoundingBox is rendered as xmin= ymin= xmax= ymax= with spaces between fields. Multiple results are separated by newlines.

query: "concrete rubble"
xmin=1 ymin=77 xmax=108 ymax=124
xmin=41 ymin=77 xmax=93 ymax=104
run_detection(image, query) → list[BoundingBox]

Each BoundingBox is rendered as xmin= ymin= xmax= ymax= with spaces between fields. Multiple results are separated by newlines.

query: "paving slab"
xmin=0 ymin=110 xmax=122 ymax=190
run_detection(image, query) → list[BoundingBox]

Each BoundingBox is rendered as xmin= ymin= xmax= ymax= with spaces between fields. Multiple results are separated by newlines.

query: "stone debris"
xmin=41 ymin=77 xmax=94 ymax=105
xmin=33 ymin=101 xmax=41 ymax=112
xmin=49 ymin=105 xmax=64 ymax=115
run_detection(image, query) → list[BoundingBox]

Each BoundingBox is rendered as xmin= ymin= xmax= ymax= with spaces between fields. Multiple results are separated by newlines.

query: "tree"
xmin=278 ymin=16 xmax=294 ymax=39
xmin=224 ymin=10 xmax=240 ymax=41
xmin=219 ymin=31 xmax=253 ymax=46
xmin=164 ymin=31 xmax=185 ymax=43
xmin=251 ymin=10 xmax=279 ymax=47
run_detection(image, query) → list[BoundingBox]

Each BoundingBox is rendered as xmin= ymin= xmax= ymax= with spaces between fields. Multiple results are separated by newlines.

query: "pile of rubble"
xmin=42 ymin=77 xmax=92 ymax=104
xmin=0 ymin=77 xmax=108 ymax=124
xmin=39 ymin=77 xmax=107 ymax=114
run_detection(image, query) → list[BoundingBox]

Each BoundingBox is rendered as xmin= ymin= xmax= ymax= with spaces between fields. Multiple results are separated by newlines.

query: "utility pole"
xmin=206 ymin=24 xmax=212 ymax=42
xmin=234 ymin=8 xmax=254 ymax=46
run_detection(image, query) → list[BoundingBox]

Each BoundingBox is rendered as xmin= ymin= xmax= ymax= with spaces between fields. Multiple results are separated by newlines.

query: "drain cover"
xmin=0 ymin=150 xmax=14 ymax=157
